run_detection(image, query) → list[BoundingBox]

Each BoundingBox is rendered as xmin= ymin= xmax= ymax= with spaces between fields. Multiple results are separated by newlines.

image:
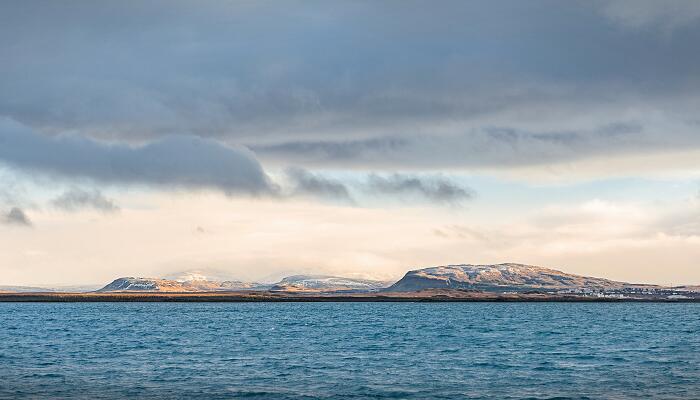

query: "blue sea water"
xmin=0 ymin=303 xmax=699 ymax=399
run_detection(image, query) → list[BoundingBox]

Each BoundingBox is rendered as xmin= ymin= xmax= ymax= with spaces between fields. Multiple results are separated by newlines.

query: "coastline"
xmin=1 ymin=290 xmax=698 ymax=303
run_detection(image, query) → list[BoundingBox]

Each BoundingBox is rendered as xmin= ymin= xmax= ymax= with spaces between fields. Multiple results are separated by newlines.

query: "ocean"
xmin=1 ymin=302 xmax=698 ymax=399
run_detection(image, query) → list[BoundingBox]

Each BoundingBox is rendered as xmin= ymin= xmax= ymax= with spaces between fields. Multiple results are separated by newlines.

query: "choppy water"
xmin=1 ymin=303 xmax=699 ymax=399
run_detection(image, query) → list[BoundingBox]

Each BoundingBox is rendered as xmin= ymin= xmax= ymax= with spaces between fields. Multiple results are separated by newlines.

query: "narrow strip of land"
xmin=1 ymin=291 xmax=698 ymax=302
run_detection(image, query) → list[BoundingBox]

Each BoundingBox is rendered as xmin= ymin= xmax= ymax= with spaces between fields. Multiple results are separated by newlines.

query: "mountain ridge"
xmin=387 ymin=263 xmax=664 ymax=293
xmin=96 ymin=277 xmax=271 ymax=292
xmin=23 ymin=263 xmax=700 ymax=298
xmin=97 ymin=275 xmax=389 ymax=293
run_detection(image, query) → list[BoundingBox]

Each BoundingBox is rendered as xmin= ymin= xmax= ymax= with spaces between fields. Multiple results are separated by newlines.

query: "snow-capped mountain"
xmin=97 ymin=275 xmax=389 ymax=293
xmin=387 ymin=263 xmax=639 ymax=292
xmin=97 ymin=277 xmax=271 ymax=292
xmin=269 ymin=275 xmax=390 ymax=292
xmin=95 ymin=264 xmax=700 ymax=294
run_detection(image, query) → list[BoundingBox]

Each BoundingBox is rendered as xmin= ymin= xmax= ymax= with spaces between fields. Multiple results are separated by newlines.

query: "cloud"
xmin=284 ymin=168 xmax=476 ymax=206
xmin=367 ymin=174 xmax=475 ymax=205
xmin=252 ymin=120 xmax=700 ymax=171
xmin=0 ymin=118 xmax=275 ymax=194
xmin=3 ymin=207 xmax=31 ymax=227
xmin=431 ymin=199 xmax=700 ymax=253
xmin=0 ymin=185 xmax=16 ymax=205
xmin=253 ymin=137 xmax=409 ymax=166
xmin=285 ymin=167 xmax=354 ymax=203
xmin=600 ymin=0 xmax=700 ymax=30
xmin=1 ymin=1 xmax=699 ymax=175
xmin=433 ymin=225 xmax=492 ymax=242
xmin=51 ymin=189 xmax=119 ymax=213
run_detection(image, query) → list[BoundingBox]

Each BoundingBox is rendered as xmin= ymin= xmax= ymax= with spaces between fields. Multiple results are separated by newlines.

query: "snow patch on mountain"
xmin=269 ymin=275 xmax=390 ymax=292
xmin=388 ymin=263 xmax=630 ymax=292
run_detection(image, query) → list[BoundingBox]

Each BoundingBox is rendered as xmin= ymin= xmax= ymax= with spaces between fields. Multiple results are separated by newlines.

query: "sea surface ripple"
xmin=1 ymin=302 xmax=699 ymax=399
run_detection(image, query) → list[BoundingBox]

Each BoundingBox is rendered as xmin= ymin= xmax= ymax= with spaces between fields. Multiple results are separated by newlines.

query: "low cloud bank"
xmin=0 ymin=118 xmax=275 ymax=195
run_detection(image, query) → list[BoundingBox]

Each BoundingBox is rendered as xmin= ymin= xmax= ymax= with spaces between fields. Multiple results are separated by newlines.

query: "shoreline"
xmin=1 ymin=291 xmax=698 ymax=303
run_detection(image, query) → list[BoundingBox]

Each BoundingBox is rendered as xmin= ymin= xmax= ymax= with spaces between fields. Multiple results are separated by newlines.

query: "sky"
xmin=1 ymin=0 xmax=700 ymax=286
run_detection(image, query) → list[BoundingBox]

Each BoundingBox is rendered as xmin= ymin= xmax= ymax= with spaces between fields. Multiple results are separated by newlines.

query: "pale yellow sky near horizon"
xmin=3 ymin=190 xmax=699 ymax=287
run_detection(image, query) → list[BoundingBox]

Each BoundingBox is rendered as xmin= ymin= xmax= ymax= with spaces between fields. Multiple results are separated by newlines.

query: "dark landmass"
xmin=1 ymin=289 xmax=699 ymax=302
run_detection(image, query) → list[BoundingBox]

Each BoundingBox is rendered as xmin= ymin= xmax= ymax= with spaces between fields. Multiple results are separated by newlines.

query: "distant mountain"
xmin=94 ymin=265 xmax=700 ymax=295
xmin=0 ymin=284 xmax=100 ymax=293
xmin=97 ymin=277 xmax=271 ymax=292
xmin=387 ymin=263 xmax=655 ymax=293
xmin=269 ymin=275 xmax=390 ymax=292
xmin=98 ymin=275 xmax=389 ymax=293
xmin=0 ymin=285 xmax=55 ymax=293
xmin=50 ymin=285 xmax=104 ymax=293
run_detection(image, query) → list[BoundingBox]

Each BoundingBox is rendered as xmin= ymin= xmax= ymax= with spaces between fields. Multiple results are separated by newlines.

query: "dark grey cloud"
xmin=284 ymin=168 xmax=475 ymax=206
xmin=258 ymin=138 xmax=409 ymax=163
xmin=3 ymin=207 xmax=31 ymax=227
xmin=52 ymin=189 xmax=119 ymax=213
xmin=285 ymin=167 xmax=354 ymax=204
xmin=255 ymin=124 xmax=688 ymax=169
xmin=1 ymin=1 xmax=699 ymax=172
xmin=0 ymin=118 xmax=274 ymax=194
xmin=367 ymin=174 xmax=475 ymax=205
